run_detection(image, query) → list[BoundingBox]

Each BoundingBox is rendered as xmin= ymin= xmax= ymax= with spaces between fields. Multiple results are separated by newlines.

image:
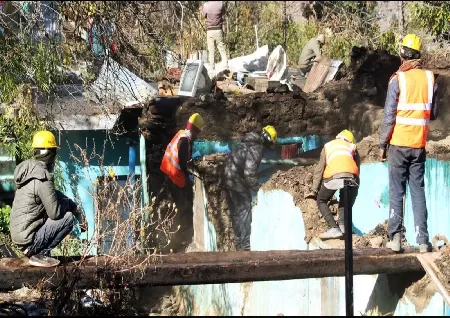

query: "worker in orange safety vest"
xmin=306 ymin=129 xmax=360 ymax=240
xmin=379 ymin=34 xmax=439 ymax=253
xmin=160 ymin=113 xmax=204 ymax=251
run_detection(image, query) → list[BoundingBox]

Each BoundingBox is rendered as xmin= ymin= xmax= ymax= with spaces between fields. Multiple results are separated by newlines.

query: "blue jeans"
xmin=24 ymin=212 xmax=74 ymax=257
xmin=388 ymin=145 xmax=429 ymax=244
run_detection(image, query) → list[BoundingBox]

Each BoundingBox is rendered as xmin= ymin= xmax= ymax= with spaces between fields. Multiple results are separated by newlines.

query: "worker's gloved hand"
xmin=305 ymin=190 xmax=317 ymax=200
xmin=379 ymin=148 xmax=387 ymax=162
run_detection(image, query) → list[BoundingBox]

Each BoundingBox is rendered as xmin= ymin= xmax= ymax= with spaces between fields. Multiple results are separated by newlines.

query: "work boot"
xmin=419 ymin=243 xmax=431 ymax=253
xmin=319 ymin=227 xmax=343 ymax=240
xmin=29 ymin=254 xmax=60 ymax=268
xmin=386 ymin=233 xmax=401 ymax=252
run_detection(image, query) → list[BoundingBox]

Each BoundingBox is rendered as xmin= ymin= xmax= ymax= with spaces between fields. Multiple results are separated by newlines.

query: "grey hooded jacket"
xmin=222 ymin=132 xmax=263 ymax=193
xmin=10 ymin=159 xmax=76 ymax=247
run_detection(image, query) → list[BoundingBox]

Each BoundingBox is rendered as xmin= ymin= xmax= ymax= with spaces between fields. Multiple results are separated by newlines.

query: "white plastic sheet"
xmin=227 ymin=45 xmax=269 ymax=73
xmin=266 ymin=45 xmax=287 ymax=81
xmin=86 ymin=57 xmax=158 ymax=106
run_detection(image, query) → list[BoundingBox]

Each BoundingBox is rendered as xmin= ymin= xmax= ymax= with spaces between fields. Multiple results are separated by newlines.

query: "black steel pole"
xmin=344 ymin=183 xmax=354 ymax=316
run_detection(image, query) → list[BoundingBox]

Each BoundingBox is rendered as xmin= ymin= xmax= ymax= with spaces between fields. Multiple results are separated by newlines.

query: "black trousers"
xmin=224 ymin=189 xmax=252 ymax=251
xmin=388 ymin=145 xmax=429 ymax=244
xmin=317 ymin=183 xmax=358 ymax=229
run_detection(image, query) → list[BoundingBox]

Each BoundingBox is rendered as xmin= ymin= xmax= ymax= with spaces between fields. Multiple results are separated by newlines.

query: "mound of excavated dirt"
xmin=195 ymin=154 xmax=236 ymax=252
xmin=422 ymin=51 xmax=450 ymax=70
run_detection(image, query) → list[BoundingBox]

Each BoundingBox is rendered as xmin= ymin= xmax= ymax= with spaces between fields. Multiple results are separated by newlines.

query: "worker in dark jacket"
xmin=10 ymin=131 xmax=87 ymax=268
xmin=160 ymin=113 xmax=204 ymax=251
xmin=379 ymin=34 xmax=439 ymax=253
xmin=222 ymin=125 xmax=277 ymax=251
xmin=306 ymin=130 xmax=360 ymax=240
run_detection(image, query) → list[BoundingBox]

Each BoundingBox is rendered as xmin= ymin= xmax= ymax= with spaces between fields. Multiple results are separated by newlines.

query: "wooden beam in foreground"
xmin=0 ymin=248 xmax=429 ymax=291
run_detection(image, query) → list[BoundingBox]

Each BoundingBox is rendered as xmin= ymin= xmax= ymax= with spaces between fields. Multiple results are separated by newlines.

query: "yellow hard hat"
xmin=262 ymin=125 xmax=277 ymax=144
xmin=32 ymin=131 xmax=59 ymax=149
xmin=336 ymin=129 xmax=355 ymax=144
xmin=401 ymin=34 xmax=421 ymax=52
xmin=188 ymin=113 xmax=204 ymax=131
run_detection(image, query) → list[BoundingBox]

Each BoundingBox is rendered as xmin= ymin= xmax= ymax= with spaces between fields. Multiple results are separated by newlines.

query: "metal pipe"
xmin=139 ymin=134 xmax=149 ymax=206
xmin=128 ymin=139 xmax=136 ymax=184
xmin=344 ymin=182 xmax=354 ymax=316
xmin=128 ymin=139 xmax=137 ymax=248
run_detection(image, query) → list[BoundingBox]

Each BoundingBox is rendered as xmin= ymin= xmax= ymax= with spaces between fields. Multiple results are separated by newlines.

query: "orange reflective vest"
xmin=160 ymin=130 xmax=191 ymax=188
xmin=323 ymin=139 xmax=359 ymax=179
xmin=390 ymin=69 xmax=435 ymax=148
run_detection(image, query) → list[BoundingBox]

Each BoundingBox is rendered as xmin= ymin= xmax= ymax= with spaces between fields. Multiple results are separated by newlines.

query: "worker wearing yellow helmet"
xmin=306 ymin=129 xmax=360 ymax=240
xmin=379 ymin=34 xmax=439 ymax=253
xmin=10 ymin=131 xmax=87 ymax=268
xmin=221 ymin=125 xmax=277 ymax=251
xmin=160 ymin=113 xmax=204 ymax=251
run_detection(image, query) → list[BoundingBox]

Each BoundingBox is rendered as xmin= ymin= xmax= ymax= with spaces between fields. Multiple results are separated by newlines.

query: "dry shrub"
xmin=33 ymin=141 xmax=179 ymax=316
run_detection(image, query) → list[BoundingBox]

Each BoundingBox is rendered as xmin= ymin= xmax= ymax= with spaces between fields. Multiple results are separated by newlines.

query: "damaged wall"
xmin=182 ymin=155 xmax=450 ymax=316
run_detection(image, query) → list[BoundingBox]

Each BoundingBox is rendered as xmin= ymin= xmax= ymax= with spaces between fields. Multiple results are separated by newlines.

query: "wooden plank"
xmin=0 ymin=249 xmax=427 ymax=291
xmin=303 ymin=58 xmax=332 ymax=93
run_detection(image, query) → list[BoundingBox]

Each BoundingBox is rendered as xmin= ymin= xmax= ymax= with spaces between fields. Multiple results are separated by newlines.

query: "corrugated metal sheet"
xmin=302 ymin=59 xmax=343 ymax=93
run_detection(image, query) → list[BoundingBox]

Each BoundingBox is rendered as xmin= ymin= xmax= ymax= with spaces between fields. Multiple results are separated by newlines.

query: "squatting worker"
xmin=10 ymin=131 xmax=88 ymax=268
xmin=160 ymin=113 xmax=204 ymax=251
xmin=202 ymin=1 xmax=228 ymax=69
xmin=222 ymin=125 xmax=277 ymax=251
xmin=379 ymin=34 xmax=439 ymax=253
xmin=306 ymin=129 xmax=360 ymax=240
xmin=298 ymin=33 xmax=325 ymax=77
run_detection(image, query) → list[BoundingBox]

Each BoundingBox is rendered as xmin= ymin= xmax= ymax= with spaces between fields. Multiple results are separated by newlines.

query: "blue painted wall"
xmin=56 ymin=130 xmax=140 ymax=242
xmin=182 ymin=136 xmax=450 ymax=316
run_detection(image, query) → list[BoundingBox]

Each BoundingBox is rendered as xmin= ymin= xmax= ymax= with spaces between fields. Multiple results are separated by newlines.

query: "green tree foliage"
xmin=407 ymin=1 xmax=450 ymax=37
xmin=0 ymin=204 xmax=11 ymax=234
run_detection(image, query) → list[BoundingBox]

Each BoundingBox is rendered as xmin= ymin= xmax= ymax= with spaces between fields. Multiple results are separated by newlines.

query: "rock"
xmin=369 ymin=236 xmax=383 ymax=248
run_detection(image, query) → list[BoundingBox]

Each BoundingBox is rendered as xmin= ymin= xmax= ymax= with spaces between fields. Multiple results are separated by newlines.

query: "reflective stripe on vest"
xmin=160 ymin=130 xmax=189 ymax=188
xmin=390 ymin=69 xmax=434 ymax=148
xmin=323 ymin=139 xmax=359 ymax=179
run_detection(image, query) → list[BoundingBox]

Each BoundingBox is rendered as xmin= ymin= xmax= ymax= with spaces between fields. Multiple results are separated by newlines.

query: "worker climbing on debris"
xmin=306 ymin=129 xmax=360 ymax=240
xmin=10 ymin=131 xmax=88 ymax=268
xmin=202 ymin=0 xmax=228 ymax=70
xmin=222 ymin=125 xmax=277 ymax=251
xmin=298 ymin=33 xmax=325 ymax=77
xmin=379 ymin=34 xmax=439 ymax=253
xmin=160 ymin=113 xmax=204 ymax=251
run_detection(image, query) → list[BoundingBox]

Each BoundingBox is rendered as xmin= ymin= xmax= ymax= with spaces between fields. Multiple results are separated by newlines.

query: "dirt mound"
xmin=348 ymin=47 xmax=401 ymax=98
xmin=175 ymin=86 xmax=387 ymax=142
xmin=422 ymin=50 xmax=450 ymax=69
xmin=318 ymin=47 xmax=401 ymax=106
xmin=353 ymin=221 xmax=388 ymax=248
xmin=195 ymin=154 xmax=236 ymax=252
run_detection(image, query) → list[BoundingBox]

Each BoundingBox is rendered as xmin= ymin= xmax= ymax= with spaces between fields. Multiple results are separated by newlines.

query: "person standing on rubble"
xmin=10 ymin=131 xmax=87 ymax=268
xmin=298 ymin=34 xmax=325 ymax=77
xmin=222 ymin=126 xmax=277 ymax=251
xmin=160 ymin=113 xmax=204 ymax=251
xmin=202 ymin=1 xmax=228 ymax=69
xmin=306 ymin=130 xmax=360 ymax=240
xmin=379 ymin=34 xmax=439 ymax=253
